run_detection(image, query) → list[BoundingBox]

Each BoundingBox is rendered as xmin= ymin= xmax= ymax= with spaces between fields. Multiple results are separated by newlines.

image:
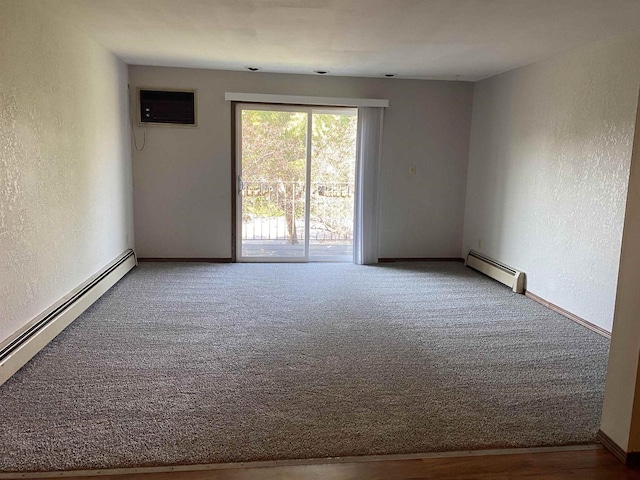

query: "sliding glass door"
xmin=236 ymin=104 xmax=357 ymax=262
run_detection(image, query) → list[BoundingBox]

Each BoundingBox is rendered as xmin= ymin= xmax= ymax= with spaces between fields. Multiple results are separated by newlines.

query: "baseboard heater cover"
xmin=465 ymin=250 xmax=525 ymax=293
xmin=0 ymin=249 xmax=136 ymax=386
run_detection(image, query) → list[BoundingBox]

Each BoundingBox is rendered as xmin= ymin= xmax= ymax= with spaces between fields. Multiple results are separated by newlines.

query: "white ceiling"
xmin=47 ymin=0 xmax=640 ymax=81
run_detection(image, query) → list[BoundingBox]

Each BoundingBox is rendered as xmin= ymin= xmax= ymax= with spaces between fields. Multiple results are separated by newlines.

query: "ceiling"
xmin=47 ymin=0 xmax=640 ymax=81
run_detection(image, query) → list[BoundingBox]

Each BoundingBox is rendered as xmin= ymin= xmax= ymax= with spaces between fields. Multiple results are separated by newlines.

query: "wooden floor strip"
xmin=0 ymin=445 xmax=606 ymax=479
xmin=8 ymin=448 xmax=640 ymax=480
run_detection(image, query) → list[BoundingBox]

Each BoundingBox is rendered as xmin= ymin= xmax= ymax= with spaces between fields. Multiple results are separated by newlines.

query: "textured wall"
xmin=0 ymin=0 xmax=133 ymax=343
xmin=128 ymin=67 xmax=473 ymax=259
xmin=601 ymin=93 xmax=640 ymax=452
xmin=463 ymin=33 xmax=640 ymax=331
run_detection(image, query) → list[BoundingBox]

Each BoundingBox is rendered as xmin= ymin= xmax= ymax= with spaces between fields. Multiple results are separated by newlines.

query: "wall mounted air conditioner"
xmin=139 ymin=88 xmax=197 ymax=126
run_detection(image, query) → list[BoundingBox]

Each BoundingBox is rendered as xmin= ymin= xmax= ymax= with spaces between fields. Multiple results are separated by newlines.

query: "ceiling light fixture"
xmin=245 ymin=66 xmax=261 ymax=72
xmin=314 ymin=70 xmax=329 ymax=75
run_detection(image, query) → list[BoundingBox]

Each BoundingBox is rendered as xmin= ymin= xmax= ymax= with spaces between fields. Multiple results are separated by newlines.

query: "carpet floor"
xmin=0 ymin=262 xmax=609 ymax=472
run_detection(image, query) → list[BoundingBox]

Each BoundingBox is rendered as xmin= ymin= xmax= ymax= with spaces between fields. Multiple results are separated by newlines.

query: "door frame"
xmin=232 ymin=102 xmax=357 ymax=263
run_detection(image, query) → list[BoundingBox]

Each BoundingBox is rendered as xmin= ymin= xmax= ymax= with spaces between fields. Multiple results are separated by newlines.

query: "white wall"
xmin=601 ymin=91 xmax=640 ymax=452
xmin=463 ymin=33 xmax=640 ymax=331
xmin=0 ymin=0 xmax=134 ymax=344
xmin=128 ymin=67 xmax=473 ymax=259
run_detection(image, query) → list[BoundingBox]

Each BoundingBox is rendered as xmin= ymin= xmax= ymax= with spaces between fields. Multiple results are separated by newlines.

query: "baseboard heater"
xmin=0 ymin=249 xmax=136 ymax=387
xmin=465 ymin=250 xmax=525 ymax=293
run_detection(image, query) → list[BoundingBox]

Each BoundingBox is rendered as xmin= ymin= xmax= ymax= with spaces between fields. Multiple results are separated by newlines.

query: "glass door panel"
xmin=309 ymin=109 xmax=357 ymax=261
xmin=238 ymin=107 xmax=308 ymax=260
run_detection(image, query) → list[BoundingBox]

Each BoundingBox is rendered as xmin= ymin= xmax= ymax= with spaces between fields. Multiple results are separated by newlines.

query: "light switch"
xmin=410 ymin=165 xmax=416 ymax=175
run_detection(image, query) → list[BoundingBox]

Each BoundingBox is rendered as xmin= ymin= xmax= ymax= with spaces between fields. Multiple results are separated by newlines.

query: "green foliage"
xmin=242 ymin=110 xmax=307 ymax=184
xmin=243 ymin=195 xmax=283 ymax=218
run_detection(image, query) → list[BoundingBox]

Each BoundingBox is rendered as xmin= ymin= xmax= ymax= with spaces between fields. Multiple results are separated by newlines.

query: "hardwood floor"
xmin=34 ymin=448 xmax=640 ymax=480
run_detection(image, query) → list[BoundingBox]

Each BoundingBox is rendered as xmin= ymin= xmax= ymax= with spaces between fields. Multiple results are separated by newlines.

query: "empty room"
xmin=2 ymin=1 xmax=640 ymax=478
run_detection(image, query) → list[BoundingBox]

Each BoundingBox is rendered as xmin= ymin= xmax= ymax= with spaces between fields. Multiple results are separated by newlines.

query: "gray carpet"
xmin=0 ymin=262 xmax=609 ymax=472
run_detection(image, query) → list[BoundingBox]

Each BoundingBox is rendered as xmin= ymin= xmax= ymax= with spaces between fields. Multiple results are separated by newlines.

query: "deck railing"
xmin=241 ymin=181 xmax=354 ymax=243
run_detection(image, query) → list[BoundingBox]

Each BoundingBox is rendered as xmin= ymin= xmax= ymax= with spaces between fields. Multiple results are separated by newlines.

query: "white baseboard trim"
xmin=0 ymin=249 xmax=136 ymax=387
